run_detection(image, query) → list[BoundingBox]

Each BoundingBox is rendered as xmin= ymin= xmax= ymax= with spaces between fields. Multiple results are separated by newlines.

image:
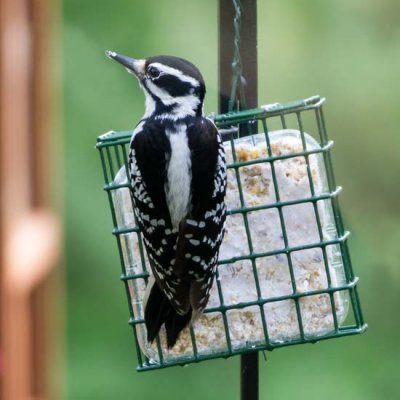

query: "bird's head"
xmin=106 ymin=51 xmax=205 ymax=120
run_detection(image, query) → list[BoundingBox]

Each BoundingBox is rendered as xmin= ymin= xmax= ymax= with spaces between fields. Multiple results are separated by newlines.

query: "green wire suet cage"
xmin=96 ymin=95 xmax=367 ymax=372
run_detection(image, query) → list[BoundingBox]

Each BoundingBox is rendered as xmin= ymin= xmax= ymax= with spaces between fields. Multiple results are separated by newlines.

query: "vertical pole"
xmin=218 ymin=0 xmax=258 ymax=113
xmin=241 ymin=353 xmax=259 ymax=400
xmin=218 ymin=0 xmax=235 ymax=114
xmin=218 ymin=1 xmax=259 ymax=400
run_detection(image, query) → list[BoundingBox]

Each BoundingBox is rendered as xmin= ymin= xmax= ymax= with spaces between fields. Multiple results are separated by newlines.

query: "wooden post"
xmin=0 ymin=0 xmax=63 ymax=398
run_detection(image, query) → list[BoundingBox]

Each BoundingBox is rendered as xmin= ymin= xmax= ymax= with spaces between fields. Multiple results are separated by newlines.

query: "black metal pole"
xmin=218 ymin=1 xmax=259 ymax=400
xmin=218 ymin=0 xmax=258 ymax=113
xmin=241 ymin=353 xmax=259 ymax=400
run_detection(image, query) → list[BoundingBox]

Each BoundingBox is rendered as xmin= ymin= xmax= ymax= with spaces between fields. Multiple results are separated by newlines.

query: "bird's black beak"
xmin=105 ymin=50 xmax=144 ymax=77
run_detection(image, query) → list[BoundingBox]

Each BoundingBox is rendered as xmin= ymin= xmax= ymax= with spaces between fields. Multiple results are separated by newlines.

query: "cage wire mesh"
xmin=96 ymin=95 xmax=366 ymax=371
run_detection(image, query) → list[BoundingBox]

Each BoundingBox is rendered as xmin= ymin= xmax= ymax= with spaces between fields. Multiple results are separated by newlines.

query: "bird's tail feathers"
xmin=144 ymin=282 xmax=192 ymax=348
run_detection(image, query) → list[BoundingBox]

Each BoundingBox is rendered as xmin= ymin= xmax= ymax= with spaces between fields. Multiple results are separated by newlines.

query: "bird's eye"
xmin=147 ymin=66 xmax=161 ymax=79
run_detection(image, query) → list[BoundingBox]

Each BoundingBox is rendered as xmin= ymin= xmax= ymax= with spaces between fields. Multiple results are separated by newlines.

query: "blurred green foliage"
xmin=64 ymin=0 xmax=400 ymax=398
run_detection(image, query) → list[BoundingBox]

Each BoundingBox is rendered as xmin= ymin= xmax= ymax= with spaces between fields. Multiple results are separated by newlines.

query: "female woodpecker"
xmin=106 ymin=51 xmax=227 ymax=347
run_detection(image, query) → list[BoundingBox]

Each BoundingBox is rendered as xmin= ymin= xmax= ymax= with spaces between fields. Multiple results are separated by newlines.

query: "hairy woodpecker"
xmin=106 ymin=51 xmax=227 ymax=347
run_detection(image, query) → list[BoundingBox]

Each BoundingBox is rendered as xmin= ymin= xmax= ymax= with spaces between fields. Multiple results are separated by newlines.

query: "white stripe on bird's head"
xmin=143 ymin=78 xmax=201 ymax=119
xmin=147 ymin=62 xmax=200 ymax=88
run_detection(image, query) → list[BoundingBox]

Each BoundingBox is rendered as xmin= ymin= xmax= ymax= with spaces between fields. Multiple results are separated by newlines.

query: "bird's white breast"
xmin=165 ymin=125 xmax=192 ymax=228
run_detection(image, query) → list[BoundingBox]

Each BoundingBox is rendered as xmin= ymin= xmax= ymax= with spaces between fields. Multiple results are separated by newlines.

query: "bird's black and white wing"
xmin=129 ymin=119 xmax=179 ymax=293
xmin=174 ymin=118 xmax=227 ymax=312
xmin=129 ymin=117 xmax=226 ymax=346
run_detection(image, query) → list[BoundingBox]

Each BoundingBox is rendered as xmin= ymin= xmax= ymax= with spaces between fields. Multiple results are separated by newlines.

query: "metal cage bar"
xmin=96 ymin=96 xmax=367 ymax=371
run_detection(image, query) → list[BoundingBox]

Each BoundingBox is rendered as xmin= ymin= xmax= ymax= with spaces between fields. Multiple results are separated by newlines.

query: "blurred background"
xmin=1 ymin=0 xmax=399 ymax=399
